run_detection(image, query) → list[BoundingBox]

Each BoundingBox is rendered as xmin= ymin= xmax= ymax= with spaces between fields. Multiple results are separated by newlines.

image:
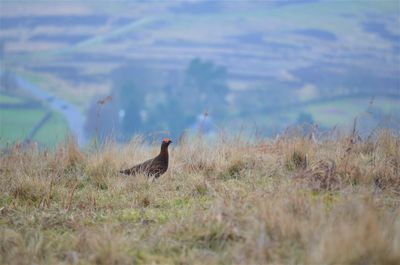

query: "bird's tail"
xmin=119 ymin=168 xmax=130 ymax=175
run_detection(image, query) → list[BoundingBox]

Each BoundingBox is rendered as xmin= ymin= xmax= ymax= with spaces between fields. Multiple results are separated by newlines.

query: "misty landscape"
xmin=1 ymin=1 xmax=400 ymax=264
xmin=1 ymin=0 xmax=399 ymax=146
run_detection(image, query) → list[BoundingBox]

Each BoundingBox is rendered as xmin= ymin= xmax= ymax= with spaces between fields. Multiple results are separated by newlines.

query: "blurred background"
xmin=0 ymin=0 xmax=399 ymax=147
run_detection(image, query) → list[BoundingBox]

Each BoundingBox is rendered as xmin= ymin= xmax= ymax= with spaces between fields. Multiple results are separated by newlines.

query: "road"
xmin=2 ymin=71 xmax=87 ymax=146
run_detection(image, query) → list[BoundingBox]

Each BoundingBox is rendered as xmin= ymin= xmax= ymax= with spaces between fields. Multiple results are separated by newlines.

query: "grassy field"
xmin=301 ymin=97 xmax=400 ymax=128
xmin=0 ymin=108 xmax=69 ymax=147
xmin=247 ymin=97 xmax=400 ymax=128
xmin=0 ymin=109 xmax=46 ymax=143
xmin=1 ymin=128 xmax=399 ymax=264
xmin=0 ymin=93 xmax=70 ymax=148
xmin=15 ymin=70 xmax=110 ymax=111
xmin=0 ymin=94 xmax=25 ymax=104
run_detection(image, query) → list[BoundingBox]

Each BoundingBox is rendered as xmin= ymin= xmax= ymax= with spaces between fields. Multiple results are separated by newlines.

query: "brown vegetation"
xmin=0 ymin=129 xmax=399 ymax=264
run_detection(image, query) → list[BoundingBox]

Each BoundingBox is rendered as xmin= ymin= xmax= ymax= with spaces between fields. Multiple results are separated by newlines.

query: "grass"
xmin=0 ymin=108 xmax=69 ymax=147
xmin=0 ymin=109 xmax=45 ymax=144
xmin=0 ymin=129 xmax=399 ymax=264
xmin=303 ymin=97 xmax=400 ymax=127
xmin=33 ymin=112 xmax=70 ymax=147
xmin=265 ymin=97 xmax=400 ymax=129
xmin=15 ymin=69 xmax=111 ymax=111
xmin=0 ymin=94 xmax=25 ymax=104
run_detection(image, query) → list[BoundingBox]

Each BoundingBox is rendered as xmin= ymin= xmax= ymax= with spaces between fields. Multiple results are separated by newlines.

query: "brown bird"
xmin=120 ymin=138 xmax=172 ymax=178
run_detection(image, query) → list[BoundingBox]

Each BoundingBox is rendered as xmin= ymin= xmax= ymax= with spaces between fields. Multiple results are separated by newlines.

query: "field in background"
xmin=1 ymin=87 xmax=399 ymax=147
xmin=0 ymin=93 xmax=69 ymax=147
xmin=280 ymin=97 xmax=400 ymax=127
xmin=1 ymin=129 xmax=399 ymax=264
xmin=220 ymin=96 xmax=400 ymax=138
xmin=1 ymin=1 xmax=399 ymax=146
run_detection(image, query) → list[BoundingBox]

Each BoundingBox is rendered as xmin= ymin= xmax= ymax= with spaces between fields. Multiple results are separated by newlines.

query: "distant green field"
xmin=247 ymin=96 xmax=400 ymax=131
xmin=0 ymin=94 xmax=25 ymax=104
xmin=301 ymin=97 xmax=400 ymax=127
xmin=34 ymin=112 xmax=70 ymax=146
xmin=15 ymin=70 xmax=103 ymax=112
xmin=0 ymin=95 xmax=69 ymax=147
xmin=0 ymin=109 xmax=44 ymax=144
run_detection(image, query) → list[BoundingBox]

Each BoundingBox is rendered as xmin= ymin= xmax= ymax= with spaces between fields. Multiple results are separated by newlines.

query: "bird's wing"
xmin=120 ymin=158 xmax=155 ymax=175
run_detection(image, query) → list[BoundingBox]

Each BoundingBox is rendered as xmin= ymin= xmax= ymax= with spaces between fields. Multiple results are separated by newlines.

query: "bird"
xmin=120 ymin=138 xmax=172 ymax=178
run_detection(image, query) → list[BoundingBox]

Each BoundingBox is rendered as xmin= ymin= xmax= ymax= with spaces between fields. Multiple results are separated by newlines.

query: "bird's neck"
xmin=160 ymin=145 xmax=169 ymax=158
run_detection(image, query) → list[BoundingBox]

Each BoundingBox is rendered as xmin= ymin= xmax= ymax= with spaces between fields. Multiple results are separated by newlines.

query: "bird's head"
xmin=161 ymin=138 xmax=172 ymax=147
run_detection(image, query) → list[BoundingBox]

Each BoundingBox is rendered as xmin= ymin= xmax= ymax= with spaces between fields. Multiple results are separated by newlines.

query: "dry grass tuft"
xmin=294 ymin=159 xmax=339 ymax=191
xmin=1 ymin=129 xmax=399 ymax=264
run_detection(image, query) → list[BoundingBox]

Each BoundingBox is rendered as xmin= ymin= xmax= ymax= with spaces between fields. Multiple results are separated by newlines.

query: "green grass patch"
xmin=33 ymin=111 xmax=69 ymax=147
xmin=0 ymin=109 xmax=45 ymax=145
xmin=0 ymin=94 xmax=25 ymax=104
xmin=0 ymin=108 xmax=69 ymax=147
xmin=279 ymin=97 xmax=400 ymax=128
